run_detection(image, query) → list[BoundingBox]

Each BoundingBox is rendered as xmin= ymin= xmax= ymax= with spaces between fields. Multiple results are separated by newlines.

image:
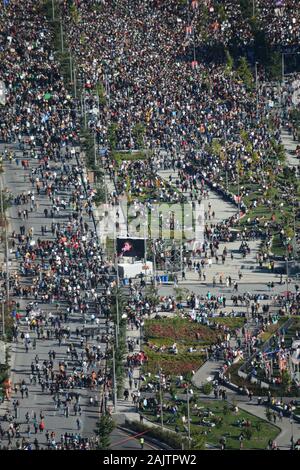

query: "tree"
xmin=95 ymin=414 xmax=115 ymax=449
xmin=70 ymin=4 xmax=80 ymax=23
xmin=281 ymin=369 xmax=292 ymax=393
xmin=266 ymin=51 xmax=282 ymax=82
xmin=108 ymin=123 xmax=118 ymax=151
xmin=202 ymin=382 xmax=213 ymax=395
xmin=237 ymin=57 xmax=254 ymax=90
xmin=211 ymin=139 xmax=223 ymax=157
xmin=225 ymin=50 xmax=234 ymax=72
xmin=95 ymin=82 xmax=106 ymax=106
xmin=132 ymin=122 xmax=145 ymax=149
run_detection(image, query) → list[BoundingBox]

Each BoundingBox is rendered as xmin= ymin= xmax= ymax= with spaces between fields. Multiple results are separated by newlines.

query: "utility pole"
xmin=282 ymin=53 xmax=285 ymax=85
xmin=0 ymin=181 xmax=9 ymax=310
xmin=252 ymin=0 xmax=255 ymax=17
xmin=80 ymin=93 xmax=83 ymax=120
xmin=180 ymin=242 xmax=183 ymax=281
xmin=113 ymin=228 xmax=120 ymax=340
xmin=69 ymin=54 xmax=73 ymax=85
xmin=60 ymin=17 xmax=64 ymax=53
xmin=112 ymin=343 xmax=117 ymax=413
xmin=255 ymin=62 xmax=259 ymax=118
xmin=74 ymin=66 xmax=77 ymax=99
xmin=286 ymin=242 xmax=289 ymax=306
xmin=237 ymin=162 xmax=241 ymax=216
xmin=159 ymin=370 xmax=164 ymax=429
xmin=153 ymin=243 xmax=157 ymax=288
xmin=1 ymin=301 xmax=4 ymax=339
xmin=290 ymin=414 xmax=294 ymax=449
xmin=84 ymin=93 xmax=87 ymax=129
xmin=94 ymin=133 xmax=97 ymax=167
xmin=52 ymin=0 xmax=55 ymax=21
xmin=187 ymin=389 xmax=191 ymax=449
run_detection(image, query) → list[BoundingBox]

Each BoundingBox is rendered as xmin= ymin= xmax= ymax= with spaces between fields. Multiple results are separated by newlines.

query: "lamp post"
xmin=158 ymin=369 xmax=164 ymax=429
xmin=1 ymin=300 xmax=4 ymax=339
xmin=187 ymin=388 xmax=191 ymax=449
xmin=52 ymin=0 xmax=55 ymax=20
xmin=94 ymin=133 xmax=97 ymax=167
xmin=255 ymin=62 xmax=259 ymax=118
xmin=60 ymin=18 xmax=64 ymax=53
xmin=112 ymin=342 xmax=117 ymax=413
xmin=290 ymin=415 xmax=294 ymax=449
xmin=0 ymin=182 xmax=9 ymax=309
xmin=286 ymin=238 xmax=290 ymax=306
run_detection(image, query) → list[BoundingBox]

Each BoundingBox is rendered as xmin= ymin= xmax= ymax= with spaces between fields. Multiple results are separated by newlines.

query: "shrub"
xmin=202 ymin=382 xmax=213 ymax=395
xmin=244 ymin=428 xmax=253 ymax=440
xmin=125 ymin=420 xmax=188 ymax=449
xmin=95 ymin=414 xmax=115 ymax=449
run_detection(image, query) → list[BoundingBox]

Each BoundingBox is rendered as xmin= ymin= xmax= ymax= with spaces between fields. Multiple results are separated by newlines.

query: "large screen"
xmin=117 ymin=238 xmax=145 ymax=258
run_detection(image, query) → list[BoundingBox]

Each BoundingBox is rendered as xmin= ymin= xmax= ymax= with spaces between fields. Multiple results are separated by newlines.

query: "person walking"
xmin=39 ymin=419 xmax=45 ymax=433
xmin=239 ymin=433 xmax=244 ymax=450
xmin=140 ymin=437 xmax=144 ymax=449
xmin=76 ymin=418 xmax=81 ymax=431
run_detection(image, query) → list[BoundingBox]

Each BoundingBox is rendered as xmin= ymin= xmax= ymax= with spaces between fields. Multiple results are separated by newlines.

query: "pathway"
xmin=281 ymin=127 xmax=299 ymax=170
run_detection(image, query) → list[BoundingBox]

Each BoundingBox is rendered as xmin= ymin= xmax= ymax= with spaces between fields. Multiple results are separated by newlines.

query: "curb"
xmin=117 ymin=424 xmax=174 ymax=450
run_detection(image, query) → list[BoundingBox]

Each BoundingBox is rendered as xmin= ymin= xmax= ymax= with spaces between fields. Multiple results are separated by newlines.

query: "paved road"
xmin=110 ymin=427 xmax=159 ymax=450
xmin=0 ymin=141 xmax=108 ymax=448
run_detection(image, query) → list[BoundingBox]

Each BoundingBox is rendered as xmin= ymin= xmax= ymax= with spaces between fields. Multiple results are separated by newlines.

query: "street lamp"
xmin=290 ymin=414 xmax=294 ymax=449
xmin=255 ymin=61 xmax=259 ymax=118
xmin=158 ymin=368 xmax=164 ymax=429
xmin=187 ymin=388 xmax=191 ymax=449
xmin=285 ymin=238 xmax=291 ymax=305
xmin=1 ymin=299 xmax=5 ymax=340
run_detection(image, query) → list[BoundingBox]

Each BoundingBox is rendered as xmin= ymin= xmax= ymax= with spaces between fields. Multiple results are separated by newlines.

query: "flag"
xmin=0 ymin=81 xmax=6 ymax=105
xmin=44 ymin=92 xmax=52 ymax=100
xmin=41 ymin=112 xmax=50 ymax=123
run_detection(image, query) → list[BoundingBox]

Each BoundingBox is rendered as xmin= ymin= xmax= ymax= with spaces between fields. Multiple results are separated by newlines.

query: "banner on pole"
xmin=0 ymin=81 xmax=6 ymax=105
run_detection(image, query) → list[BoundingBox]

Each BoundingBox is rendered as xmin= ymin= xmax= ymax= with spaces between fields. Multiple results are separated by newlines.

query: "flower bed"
xmin=145 ymin=317 xmax=218 ymax=344
xmin=143 ymin=317 xmax=219 ymax=377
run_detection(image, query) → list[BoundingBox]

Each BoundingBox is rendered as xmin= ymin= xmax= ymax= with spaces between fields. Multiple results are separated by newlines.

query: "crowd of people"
xmin=0 ymin=0 xmax=119 ymax=449
xmin=0 ymin=0 xmax=299 ymax=452
xmin=62 ymin=0 xmax=300 ymax=252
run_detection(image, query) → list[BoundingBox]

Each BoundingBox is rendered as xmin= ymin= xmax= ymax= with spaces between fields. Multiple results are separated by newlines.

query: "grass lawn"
xmin=143 ymin=399 xmax=279 ymax=450
xmin=257 ymin=317 xmax=287 ymax=343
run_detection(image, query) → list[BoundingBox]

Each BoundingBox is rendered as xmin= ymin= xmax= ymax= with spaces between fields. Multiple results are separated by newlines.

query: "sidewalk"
xmin=281 ymin=127 xmax=299 ymax=169
xmin=158 ymin=169 xmax=280 ymax=287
